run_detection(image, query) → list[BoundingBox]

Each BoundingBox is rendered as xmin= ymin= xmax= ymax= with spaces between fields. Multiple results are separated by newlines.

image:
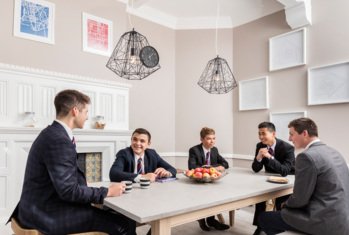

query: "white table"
xmin=91 ymin=168 xmax=294 ymax=235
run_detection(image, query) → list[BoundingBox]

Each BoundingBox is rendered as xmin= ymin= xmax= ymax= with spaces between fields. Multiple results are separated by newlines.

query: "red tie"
xmin=72 ymin=136 xmax=76 ymax=148
xmin=137 ymin=158 xmax=143 ymax=174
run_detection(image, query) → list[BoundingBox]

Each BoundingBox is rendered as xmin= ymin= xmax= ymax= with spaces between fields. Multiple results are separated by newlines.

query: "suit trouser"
xmin=258 ymin=211 xmax=304 ymax=235
xmin=253 ymin=195 xmax=289 ymax=226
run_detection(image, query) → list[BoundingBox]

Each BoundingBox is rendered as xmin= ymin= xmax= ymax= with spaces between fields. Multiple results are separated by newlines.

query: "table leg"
xmin=151 ymin=219 xmax=171 ymax=235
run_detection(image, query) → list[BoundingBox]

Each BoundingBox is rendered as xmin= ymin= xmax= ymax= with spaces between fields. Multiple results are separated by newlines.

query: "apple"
xmin=202 ymin=168 xmax=210 ymax=174
xmin=194 ymin=167 xmax=203 ymax=173
xmin=216 ymin=171 xmax=222 ymax=177
xmin=209 ymin=167 xmax=217 ymax=174
xmin=202 ymin=172 xmax=210 ymax=178
xmin=211 ymin=173 xmax=218 ymax=179
xmin=186 ymin=169 xmax=194 ymax=177
xmin=193 ymin=172 xmax=203 ymax=179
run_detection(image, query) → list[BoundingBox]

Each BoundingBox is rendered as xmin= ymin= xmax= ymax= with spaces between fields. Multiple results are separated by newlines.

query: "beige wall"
xmin=2 ymin=0 xmax=349 ymax=163
xmin=233 ymin=0 xmax=349 ymax=161
xmin=0 ymin=0 xmax=176 ymax=153
xmin=175 ymin=29 xmax=234 ymax=156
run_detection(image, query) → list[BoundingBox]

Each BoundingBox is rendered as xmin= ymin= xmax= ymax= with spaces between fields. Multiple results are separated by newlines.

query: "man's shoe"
xmin=206 ymin=218 xmax=230 ymax=230
xmin=253 ymin=227 xmax=261 ymax=235
xmin=198 ymin=219 xmax=211 ymax=231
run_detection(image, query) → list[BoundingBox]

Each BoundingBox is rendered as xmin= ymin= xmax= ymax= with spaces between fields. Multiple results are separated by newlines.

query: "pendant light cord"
xmin=127 ymin=0 xmax=134 ymax=29
xmin=215 ymin=0 xmax=220 ymax=56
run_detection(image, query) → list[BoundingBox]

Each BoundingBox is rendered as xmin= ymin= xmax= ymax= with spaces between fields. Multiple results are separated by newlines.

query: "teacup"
xmin=140 ymin=178 xmax=150 ymax=189
xmin=122 ymin=180 xmax=133 ymax=193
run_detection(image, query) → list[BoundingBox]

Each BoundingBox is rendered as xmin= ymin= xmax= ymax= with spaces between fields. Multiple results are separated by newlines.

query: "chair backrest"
xmin=11 ymin=218 xmax=42 ymax=235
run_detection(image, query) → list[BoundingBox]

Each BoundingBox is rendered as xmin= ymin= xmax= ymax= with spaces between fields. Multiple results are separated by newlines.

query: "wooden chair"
xmin=11 ymin=218 xmax=107 ymax=235
xmin=217 ymin=210 xmax=235 ymax=226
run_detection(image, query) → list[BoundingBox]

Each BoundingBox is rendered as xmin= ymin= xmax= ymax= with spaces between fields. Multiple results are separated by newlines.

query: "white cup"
xmin=122 ymin=180 xmax=133 ymax=193
xmin=140 ymin=178 xmax=150 ymax=189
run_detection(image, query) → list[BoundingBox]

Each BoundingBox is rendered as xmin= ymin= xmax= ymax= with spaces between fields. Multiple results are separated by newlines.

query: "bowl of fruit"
xmin=183 ymin=166 xmax=226 ymax=183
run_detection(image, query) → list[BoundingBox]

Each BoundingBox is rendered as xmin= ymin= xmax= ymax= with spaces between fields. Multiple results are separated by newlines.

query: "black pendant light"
xmin=106 ymin=29 xmax=160 ymax=80
xmin=198 ymin=0 xmax=237 ymax=94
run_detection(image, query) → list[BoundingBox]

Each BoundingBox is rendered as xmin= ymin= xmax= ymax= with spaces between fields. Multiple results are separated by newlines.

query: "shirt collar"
xmin=268 ymin=139 xmax=276 ymax=150
xmin=55 ymin=119 xmax=73 ymax=141
xmin=305 ymin=139 xmax=320 ymax=150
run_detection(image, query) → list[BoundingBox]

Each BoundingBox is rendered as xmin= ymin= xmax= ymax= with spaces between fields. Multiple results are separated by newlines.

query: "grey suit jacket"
xmin=281 ymin=141 xmax=349 ymax=235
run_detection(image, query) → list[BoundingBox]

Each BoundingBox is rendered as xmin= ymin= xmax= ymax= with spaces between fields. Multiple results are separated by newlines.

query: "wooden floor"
xmin=1 ymin=206 xmax=302 ymax=235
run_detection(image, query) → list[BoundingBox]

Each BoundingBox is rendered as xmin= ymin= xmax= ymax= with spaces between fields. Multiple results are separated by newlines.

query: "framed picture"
xmin=82 ymin=13 xmax=113 ymax=57
xmin=13 ymin=0 xmax=55 ymax=44
xmin=270 ymin=111 xmax=307 ymax=143
xmin=269 ymin=28 xmax=306 ymax=71
xmin=308 ymin=61 xmax=349 ymax=105
xmin=239 ymin=76 xmax=269 ymax=111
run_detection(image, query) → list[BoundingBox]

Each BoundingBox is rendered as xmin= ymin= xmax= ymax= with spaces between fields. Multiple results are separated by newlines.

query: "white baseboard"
xmin=159 ymin=152 xmax=254 ymax=160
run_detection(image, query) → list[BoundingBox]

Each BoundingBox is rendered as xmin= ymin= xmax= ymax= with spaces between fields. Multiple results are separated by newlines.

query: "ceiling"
xmin=118 ymin=0 xmax=285 ymax=30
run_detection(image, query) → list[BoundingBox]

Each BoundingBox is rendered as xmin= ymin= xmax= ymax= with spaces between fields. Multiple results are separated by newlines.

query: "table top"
xmin=89 ymin=168 xmax=294 ymax=223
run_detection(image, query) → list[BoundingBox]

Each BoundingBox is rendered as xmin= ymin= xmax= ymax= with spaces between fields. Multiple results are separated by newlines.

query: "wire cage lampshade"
xmin=106 ymin=29 xmax=160 ymax=80
xmin=198 ymin=56 xmax=237 ymax=94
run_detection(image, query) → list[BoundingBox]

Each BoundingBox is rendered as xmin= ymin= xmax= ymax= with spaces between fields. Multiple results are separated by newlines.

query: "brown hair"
xmin=288 ymin=118 xmax=318 ymax=137
xmin=54 ymin=89 xmax=90 ymax=118
xmin=200 ymin=127 xmax=215 ymax=139
xmin=132 ymin=128 xmax=151 ymax=142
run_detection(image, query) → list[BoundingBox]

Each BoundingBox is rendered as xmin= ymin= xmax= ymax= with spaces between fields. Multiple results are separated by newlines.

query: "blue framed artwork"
xmin=13 ymin=0 xmax=55 ymax=44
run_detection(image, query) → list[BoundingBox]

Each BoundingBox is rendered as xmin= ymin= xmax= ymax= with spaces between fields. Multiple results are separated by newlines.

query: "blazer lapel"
xmin=199 ymin=144 xmax=205 ymax=165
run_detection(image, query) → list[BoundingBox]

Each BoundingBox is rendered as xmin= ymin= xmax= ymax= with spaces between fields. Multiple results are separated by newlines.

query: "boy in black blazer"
xmin=188 ymin=127 xmax=230 ymax=231
xmin=252 ymin=122 xmax=295 ymax=235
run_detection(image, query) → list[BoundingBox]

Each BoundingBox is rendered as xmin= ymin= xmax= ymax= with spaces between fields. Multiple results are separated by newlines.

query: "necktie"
xmin=72 ymin=136 xmax=76 ymax=148
xmin=268 ymin=147 xmax=274 ymax=156
xmin=137 ymin=158 xmax=143 ymax=174
xmin=205 ymin=151 xmax=210 ymax=165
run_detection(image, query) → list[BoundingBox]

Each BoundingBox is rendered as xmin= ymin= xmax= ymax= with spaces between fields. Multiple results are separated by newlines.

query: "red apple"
xmin=186 ymin=169 xmax=194 ymax=177
xmin=194 ymin=167 xmax=203 ymax=173
xmin=193 ymin=172 xmax=203 ymax=179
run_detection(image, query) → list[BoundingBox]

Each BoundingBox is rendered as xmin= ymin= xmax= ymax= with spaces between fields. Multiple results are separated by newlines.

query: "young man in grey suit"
xmin=188 ymin=127 xmax=230 ymax=231
xmin=8 ymin=90 xmax=136 ymax=235
xmin=258 ymin=118 xmax=349 ymax=235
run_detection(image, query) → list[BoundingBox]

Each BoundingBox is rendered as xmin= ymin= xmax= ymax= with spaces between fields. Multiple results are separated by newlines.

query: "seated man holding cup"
xmin=109 ymin=128 xmax=177 ymax=183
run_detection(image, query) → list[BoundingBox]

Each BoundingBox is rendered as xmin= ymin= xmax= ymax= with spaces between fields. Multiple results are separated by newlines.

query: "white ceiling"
xmin=118 ymin=0 xmax=285 ymax=30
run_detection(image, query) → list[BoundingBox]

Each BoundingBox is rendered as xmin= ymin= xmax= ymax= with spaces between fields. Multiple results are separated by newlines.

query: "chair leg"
xmin=229 ymin=210 xmax=235 ymax=226
xmin=217 ymin=213 xmax=225 ymax=224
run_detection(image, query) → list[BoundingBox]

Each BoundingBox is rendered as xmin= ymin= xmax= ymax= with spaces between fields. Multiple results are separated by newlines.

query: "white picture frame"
xmin=308 ymin=61 xmax=349 ymax=105
xmin=82 ymin=13 xmax=113 ymax=57
xmin=239 ymin=76 xmax=269 ymax=111
xmin=270 ymin=111 xmax=307 ymax=143
xmin=269 ymin=28 xmax=306 ymax=71
xmin=13 ymin=0 xmax=55 ymax=44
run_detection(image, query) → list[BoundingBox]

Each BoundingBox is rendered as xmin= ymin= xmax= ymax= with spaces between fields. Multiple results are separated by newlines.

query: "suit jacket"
xmin=252 ymin=138 xmax=295 ymax=176
xmin=109 ymin=147 xmax=177 ymax=182
xmin=188 ymin=144 xmax=229 ymax=170
xmin=281 ymin=141 xmax=349 ymax=235
xmin=10 ymin=121 xmax=108 ymax=234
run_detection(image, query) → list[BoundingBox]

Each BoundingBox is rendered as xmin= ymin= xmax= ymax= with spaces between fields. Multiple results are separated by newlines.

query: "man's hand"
xmin=107 ymin=182 xmax=125 ymax=197
xmin=154 ymin=167 xmax=171 ymax=178
xmin=142 ymin=173 xmax=158 ymax=182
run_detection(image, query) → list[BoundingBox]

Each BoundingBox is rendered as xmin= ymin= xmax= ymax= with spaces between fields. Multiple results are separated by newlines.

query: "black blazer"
xmin=109 ymin=147 xmax=177 ymax=182
xmin=252 ymin=138 xmax=295 ymax=176
xmin=9 ymin=121 xmax=108 ymax=234
xmin=188 ymin=144 xmax=229 ymax=170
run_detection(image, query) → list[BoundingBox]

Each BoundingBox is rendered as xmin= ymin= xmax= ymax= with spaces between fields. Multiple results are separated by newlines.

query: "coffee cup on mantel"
xmin=122 ymin=181 xmax=133 ymax=193
xmin=140 ymin=178 xmax=150 ymax=189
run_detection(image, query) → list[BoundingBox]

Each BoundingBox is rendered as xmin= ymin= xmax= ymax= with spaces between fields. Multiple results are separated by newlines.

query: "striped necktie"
xmin=205 ymin=151 xmax=211 ymax=165
xmin=72 ymin=136 xmax=76 ymax=148
xmin=137 ymin=158 xmax=143 ymax=174
xmin=268 ymin=147 xmax=274 ymax=156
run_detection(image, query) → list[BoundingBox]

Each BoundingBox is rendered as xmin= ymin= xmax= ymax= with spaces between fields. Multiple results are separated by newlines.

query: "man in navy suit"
xmin=8 ymin=89 xmax=136 ymax=235
xmin=109 ymin=128 xmax=176 ymax=183
xmin=252 ymin=122 xmax=295 ymax=235
xmin=188 ymin=127 xmax=230 ymax=231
